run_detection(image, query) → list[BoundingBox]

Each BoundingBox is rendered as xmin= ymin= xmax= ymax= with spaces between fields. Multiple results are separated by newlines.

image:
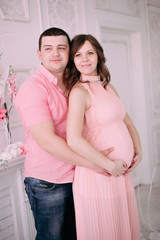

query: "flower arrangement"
xmin=0 ymin=99 xmax=7 ymax=121
xmin=0 ymin=64 xmax=16 ymax=143
xmin=0 ymin=53 xmax=25 ymax=168
xmin=0 ymin=142 xmax=25 ymax=168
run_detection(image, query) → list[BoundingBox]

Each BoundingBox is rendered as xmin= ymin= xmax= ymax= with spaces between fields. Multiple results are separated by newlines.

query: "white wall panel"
xmin=147 ymin=5 xmax=160 ymax=115
xmin=0 ymin=0 xmax=30 ymax=21
xmin=95 ymin=0 xmax=141 ymax=17
xmin=101 ymin=30 xmax=133 ymax=116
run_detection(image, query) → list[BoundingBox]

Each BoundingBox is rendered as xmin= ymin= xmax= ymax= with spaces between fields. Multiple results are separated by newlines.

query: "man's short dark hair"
xmin=38 ymin=27 xmax=71 ymax=50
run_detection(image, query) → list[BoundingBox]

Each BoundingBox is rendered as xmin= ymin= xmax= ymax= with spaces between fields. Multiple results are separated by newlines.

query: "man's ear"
xmin=37 ymin=49 xmax=41 ymax=60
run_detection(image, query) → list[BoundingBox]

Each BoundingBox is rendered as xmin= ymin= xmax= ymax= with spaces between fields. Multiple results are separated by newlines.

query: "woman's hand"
xmin=108 ymin=160 xmax=128 ymax=176
xmin=127 ymin=146 xmax=142 ymax=173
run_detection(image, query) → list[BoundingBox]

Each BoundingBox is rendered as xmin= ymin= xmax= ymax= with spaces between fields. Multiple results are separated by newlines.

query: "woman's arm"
xmin=124 ymin=113 xmax=142 ymax=172
xmin=67 ymin=85 xmax=127 ymax=176
xmin=28 ymin=120 xmax=113 ymax=175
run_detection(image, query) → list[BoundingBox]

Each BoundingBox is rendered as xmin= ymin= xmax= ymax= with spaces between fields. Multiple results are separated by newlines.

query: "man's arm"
xmin=15 ymin=81 xmax=111 ymax=175
xmin=28 ymin=119 xmax=111 ymax=175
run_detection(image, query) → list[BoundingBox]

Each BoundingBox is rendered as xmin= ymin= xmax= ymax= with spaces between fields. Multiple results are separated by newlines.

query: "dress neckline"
xmin=80 ymin=75 xmax=101 ymax=82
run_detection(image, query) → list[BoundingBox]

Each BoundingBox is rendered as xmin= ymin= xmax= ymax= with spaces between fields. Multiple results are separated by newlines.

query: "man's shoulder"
xmin=19 ymin=68 xmax=45 ymax=91
xmin=14 ymin=69 xmax=46 ymax=105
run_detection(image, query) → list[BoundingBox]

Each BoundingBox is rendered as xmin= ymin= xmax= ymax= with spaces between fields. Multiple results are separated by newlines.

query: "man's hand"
xmin=91 ymin=147 xmax=114 ymax=176
xmin=101 ymin=147 xmax=114 ymax=157
xmin=109 ymin=160 xmax=128 ymax=176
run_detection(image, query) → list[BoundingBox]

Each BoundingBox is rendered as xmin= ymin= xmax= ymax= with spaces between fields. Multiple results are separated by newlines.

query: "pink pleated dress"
xmin=73 ymin=82 xmax=140 ymax=240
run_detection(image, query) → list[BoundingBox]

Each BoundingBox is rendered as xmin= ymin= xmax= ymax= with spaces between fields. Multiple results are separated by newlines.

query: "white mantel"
xmin=0 ymin=156 xmax=24 ymax=174
xmin=0 ymin=156 xmax=36 ymax=240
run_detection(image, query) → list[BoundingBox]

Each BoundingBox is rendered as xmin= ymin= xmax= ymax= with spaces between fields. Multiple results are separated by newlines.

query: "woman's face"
xmin=73 ymin=40 xmax=98 ymax=76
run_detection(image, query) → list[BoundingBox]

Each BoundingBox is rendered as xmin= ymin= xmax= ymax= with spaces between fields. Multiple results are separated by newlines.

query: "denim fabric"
xmin=24 ymin=177 xmax=76 ymax=240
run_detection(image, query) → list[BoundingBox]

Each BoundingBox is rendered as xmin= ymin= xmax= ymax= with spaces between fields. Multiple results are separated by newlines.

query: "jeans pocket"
xmin=35 ymin=179 xmax=56 ymax=192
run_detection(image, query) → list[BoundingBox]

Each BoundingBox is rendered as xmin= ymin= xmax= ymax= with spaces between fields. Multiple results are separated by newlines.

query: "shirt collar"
xmin=39 ymin=64 xmax=58 ymax=85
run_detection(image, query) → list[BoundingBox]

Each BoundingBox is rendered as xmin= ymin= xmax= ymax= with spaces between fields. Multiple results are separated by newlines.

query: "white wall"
xmin=0 ymin=0 xmax=160 ymax=184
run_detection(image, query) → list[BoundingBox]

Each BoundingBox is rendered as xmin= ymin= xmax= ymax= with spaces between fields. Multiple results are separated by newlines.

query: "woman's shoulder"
xmin=70 ymin=82 xmax=90 ymax=98
xmin=107 ymin=83 xmax=119 ymax=97
xmin=72 ymin=82 xmax=90 ymax=93
xmin=69 ymin=82 xmax=92 ymax=109
xmin=108 ymin=83 xmax=115 ymax=91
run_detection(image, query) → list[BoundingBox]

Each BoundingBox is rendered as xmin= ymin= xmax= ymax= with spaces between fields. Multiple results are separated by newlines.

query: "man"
xmin=14 ymin=27 xmax=126 ymax=240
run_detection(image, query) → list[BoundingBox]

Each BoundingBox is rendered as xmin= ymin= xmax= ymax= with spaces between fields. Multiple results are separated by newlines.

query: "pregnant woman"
xmin=64 ymin=34 xmax=142 ymax=240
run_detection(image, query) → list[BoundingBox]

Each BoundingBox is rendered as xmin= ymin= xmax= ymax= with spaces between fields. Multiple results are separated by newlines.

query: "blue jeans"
xmin=24 ymin=177 xmax=77 ymax=240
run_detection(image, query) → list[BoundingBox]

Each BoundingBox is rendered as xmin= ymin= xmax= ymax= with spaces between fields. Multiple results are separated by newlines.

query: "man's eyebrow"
xmin=43 ymin=45 xmax=52 ymax=47
xmin=42 ymin=44 xmax=68 ymax=47
xmin=58 ymin=44 xmax=68 ymax=47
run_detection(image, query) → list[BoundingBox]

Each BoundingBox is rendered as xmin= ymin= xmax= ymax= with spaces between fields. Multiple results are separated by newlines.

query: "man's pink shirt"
xmin=14 ymin=64 xmax=75 ymax=183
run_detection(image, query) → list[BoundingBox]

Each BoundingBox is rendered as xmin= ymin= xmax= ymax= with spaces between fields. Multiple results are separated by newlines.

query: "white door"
xmin=81 ymin=0 xmax=151 ymax=185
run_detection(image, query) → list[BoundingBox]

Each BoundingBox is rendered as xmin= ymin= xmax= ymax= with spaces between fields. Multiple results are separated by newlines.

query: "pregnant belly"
xmin=84 ymin=122 xmax=134 ymax=167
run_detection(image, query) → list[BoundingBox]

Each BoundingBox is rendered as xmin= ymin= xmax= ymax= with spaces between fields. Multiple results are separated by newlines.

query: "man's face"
xmin=37 ymin=35 xmax=69 ymax=75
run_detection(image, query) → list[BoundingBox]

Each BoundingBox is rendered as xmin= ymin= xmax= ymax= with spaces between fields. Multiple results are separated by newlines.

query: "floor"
xmin=135 ymin=181 xmax=160 ymax=240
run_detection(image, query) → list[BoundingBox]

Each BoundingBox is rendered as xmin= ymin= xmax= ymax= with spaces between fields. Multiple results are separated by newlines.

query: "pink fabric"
xmin=14 ymin=64 xmax=75 ymax=183
xmin=73 ymin=83 xmax=140 ymax=240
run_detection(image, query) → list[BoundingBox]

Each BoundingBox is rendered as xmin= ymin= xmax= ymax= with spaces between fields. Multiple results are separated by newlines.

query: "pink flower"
xmin=20 ymin=145 xmax=26 ymax=156
xmin=0 ymin=107 xmax=7 ymax=121
xmin=7 ymin=66 xmax=17 ymax=100
xmin=0 ymin=98 xmax=7 ymax=121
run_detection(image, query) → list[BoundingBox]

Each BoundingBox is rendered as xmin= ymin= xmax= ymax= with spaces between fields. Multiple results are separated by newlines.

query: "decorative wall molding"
xmin=94 ymin=0 xmax=141 ymax=17
xmin=0 ymin=66 xmax=33 ymax=131
xmin=47 ymin=0 xmax=77 ymax=38
xmin=0 ymin=187 xmax=17 ymax=239
xmin=11 ymin=66 xmax=33 ymax=126
xmin=147 ymin=0 xmax=160 ymax=8
xmin=12 ymin=66 xmax=33 ymax=88
xmin=0 ymin=156 xmax=36 ymax=239
xmin=95 ymin=0 xmax=111 ymax=9
xmin=0 ymin=65 xmax=32 ymax=148
xmin=148 ymin=6 xmax=160 ymax=115
xmin=0 ymin=65 xmax=32 ymax=147
xmin=0 ymin=0 xmax=30 ymax=22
